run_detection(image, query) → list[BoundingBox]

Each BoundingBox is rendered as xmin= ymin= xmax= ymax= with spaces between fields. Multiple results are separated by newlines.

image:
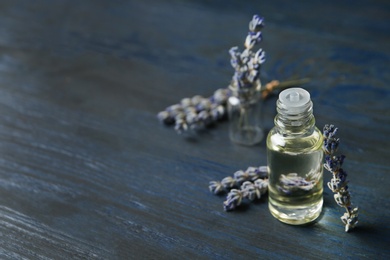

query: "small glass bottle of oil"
xmin=267 ymin=88 xmax=323 ymax=225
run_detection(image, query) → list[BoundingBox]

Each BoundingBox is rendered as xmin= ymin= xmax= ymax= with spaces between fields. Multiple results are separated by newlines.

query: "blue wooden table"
xmin=0 ymin=0 xmax=389 ymax=258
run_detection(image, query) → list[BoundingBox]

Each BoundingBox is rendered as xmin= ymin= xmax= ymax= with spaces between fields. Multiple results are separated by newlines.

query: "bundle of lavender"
xmin=323 ymin=125 xmax=359 ymax=232
xmin=157 ymin=14 xmax=309 ymax=134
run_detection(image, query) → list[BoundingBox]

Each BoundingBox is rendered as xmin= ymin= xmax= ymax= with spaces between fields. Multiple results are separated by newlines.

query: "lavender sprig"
xmin=209 ymin=166 xmax=268 ymax=194
xmin=157 ymin=88 xmax=231 ymax=133
xmin=229 ymin=15 xmax=266 ymax=98
xmin=277 ymin=173 xmax=317 ymax=194
xmin=209 ymin=166 xmax=269 ymax=211
xmin=323 ymin=124 xmax=358 ymax=232
xmin=223 ymin=178 xmax=269 ymax=211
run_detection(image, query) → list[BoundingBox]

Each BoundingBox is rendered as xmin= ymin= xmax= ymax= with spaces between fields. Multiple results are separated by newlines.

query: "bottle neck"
xmin=274 ymin=99 xmax=315 ymax=135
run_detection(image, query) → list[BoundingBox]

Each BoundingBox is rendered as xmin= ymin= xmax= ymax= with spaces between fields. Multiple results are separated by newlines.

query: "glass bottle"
xmin=227 ymin=79 xmax=264 ymax=146
xmin=266 ymin=88 xmax=323 ymax=225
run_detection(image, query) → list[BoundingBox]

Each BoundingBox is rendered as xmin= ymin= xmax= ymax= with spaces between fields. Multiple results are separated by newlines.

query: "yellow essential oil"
xmin=267 ymin=88 xmax=323 ymax=225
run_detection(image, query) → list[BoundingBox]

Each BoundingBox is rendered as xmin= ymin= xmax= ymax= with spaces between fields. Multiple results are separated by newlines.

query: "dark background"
xmin=0 ymin=0 xmax=389 ymax=258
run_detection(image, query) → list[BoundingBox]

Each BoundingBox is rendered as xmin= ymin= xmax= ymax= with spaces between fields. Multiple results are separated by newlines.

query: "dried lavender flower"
xmin=248 ymin=14 xmax=264 ymax=32
xmin=210 ymin=104 xmax=225 ymax=121
xmin=229 ymin=14 xmax=266 ymax=100
xmin=327 ymin=168 xmax=348 ymax=192
xmin=209 ymin=181 xmax=224 ymax=195
xmin=209 ymin=166 xmax=269 ymax=211
xmin=174 ymin=118 xmax=188 ymax=133
xmin=334 ymin=187 xmax=351 ymax=207
xmin=254 ymin=178 xmax=268 ymax=194
xmin=323 ymin=124 xmax=340 ymax=154
xmin=277 ymin=173 xmax=317 ymax=194
xmin=223 ymin=189 xmax=243 ymax=211
xmin=324 ymin=155 xmax=345 ymax=173
xmin=241 ymin=181 xmax=260 ymax=201
xmin=220 ymin=176 xmax=237 ymax=189
xmin=341 ymin=207 xmax=359 ymax=232
xmin=233 ymin=170 xmax=247 ymax=184
xmin=157 ymin=110 xmax=174 ymax=125
xmin=323 ymin=124 xmax=359 ymax=232
xmin=157 ymin=88 xmax=231 ymax=134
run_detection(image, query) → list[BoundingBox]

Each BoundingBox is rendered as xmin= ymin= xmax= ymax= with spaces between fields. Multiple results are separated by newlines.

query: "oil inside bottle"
xmin=267 ymin=88 xmax=323 ymax=225
xmin=267 ymin=144 xmax=323 ymax=225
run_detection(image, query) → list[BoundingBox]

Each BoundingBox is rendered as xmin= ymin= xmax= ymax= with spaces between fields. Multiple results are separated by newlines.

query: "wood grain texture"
xmin=0 ymin=0 xmax=389 ymax=259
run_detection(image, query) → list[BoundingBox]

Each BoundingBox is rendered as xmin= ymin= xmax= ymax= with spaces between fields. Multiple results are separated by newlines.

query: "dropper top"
xmin=278 ymin=88 xmax=311 ymax=114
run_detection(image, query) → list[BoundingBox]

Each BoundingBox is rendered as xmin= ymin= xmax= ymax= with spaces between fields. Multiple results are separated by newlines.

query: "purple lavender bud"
xmin=198 ymin=110 xmax=213 ymax=127
xmin=323 ymin=124 xmax=338 ymax=139
xmin=174 ymin=119 xmax=188 ymax=134
xmin=196 ymin=99 xmax=212 ymax=112
xmin=327 ymin=180 xmax=338 ymax=192
xmin=230 ymin=59 xmax=239 ymax=70
xmin=209 ymin=181 xmax=224 ymax=194
xmin=253 ymin=178 xmax=269 ymax=194
xmin=334 ymin=192 xmax=351 ymax=207
xmin=336 ymin=155 xmax=346 ymax=166
xmin=341 ymin=208 xmax=358 ymax=232
xmin=244 ymin=31 xmax=262 ymax=49
xmin=240 ymin=49 xmax=251 ymax=64
xmin=241 ymin=181 xmax=260 ymax=201
xmin=245 ymin=166 xmax=258 ymax=174
xmin=191 ymin=95 xmax=204 ymax=106
xmin=245 ymin=166 xmax=261 ymax=181
xmin=330 ymin=140 xmax=340 ymax=154
xmin=229 ymin=46 xmax=240 ymax=58
xmin=157 ymin=111 xmax=175 ymax=125
xmin=336 ymin=168 xmax=347 ymax=181
xmin=232 ymin=71 xmax=246 ymax=89
xmin=254 ymin=48 xmax=266 ymax=65
xmin=174 ymin=111 xmax=186 ymax=120
xmin=327 ymin=177 xmax=348 ymax=192
xmin=327 ymin=155 xmax=345 ymax=172
xmin=185 ymin=111 xmax=198 ymax=126
xmin=248 ymin=59 xmax=259 ymax=71
xmin=166 ymin=104 xmax=183 ymax=114
xmin=180 ymin=97 xmax=193 ymax=107
xmin=324 ymin=155 xmax=334 ymax=172
xmin=324 ymin=137 xmax=339 ymax=155
xmin=257 ymin=166 xmax=269 ymax=178
xmin=210 ymin=105 xmax=226 ymax=121
xmin=250 ymin=31 xmax=263 ymax=43
xmin=249 ymin=14 xmax=264 ymax=32
xmin=229 ymin=46 xmax=241 ymax=69
xmin=246 ymin=70 xmax=259 ymax=83
xmin=221 ymin=176 xmax=236 ymax=189
xmin=223 ymin=189 xmax=243 ymax=211
xmin=212 ymin=88 xmax=230 ymax=105
xmin=233 ymin=170 xmax=249 ymax=184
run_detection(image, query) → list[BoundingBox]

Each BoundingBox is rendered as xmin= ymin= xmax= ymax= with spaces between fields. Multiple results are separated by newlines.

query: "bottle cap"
xmin=278 ymin=88 xmax=311 ymax=113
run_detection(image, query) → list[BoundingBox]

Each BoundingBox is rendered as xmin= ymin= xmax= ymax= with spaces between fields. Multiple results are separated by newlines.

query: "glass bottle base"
xmin=230 ymin=126 xmax=264 ymax=146
xmin=268 ymin=198 xmax=323 ymax=225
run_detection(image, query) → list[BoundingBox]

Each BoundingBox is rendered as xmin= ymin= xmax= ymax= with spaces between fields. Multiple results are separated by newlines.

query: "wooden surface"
xmin=0 ymin=0 xmax=389 ymax=259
